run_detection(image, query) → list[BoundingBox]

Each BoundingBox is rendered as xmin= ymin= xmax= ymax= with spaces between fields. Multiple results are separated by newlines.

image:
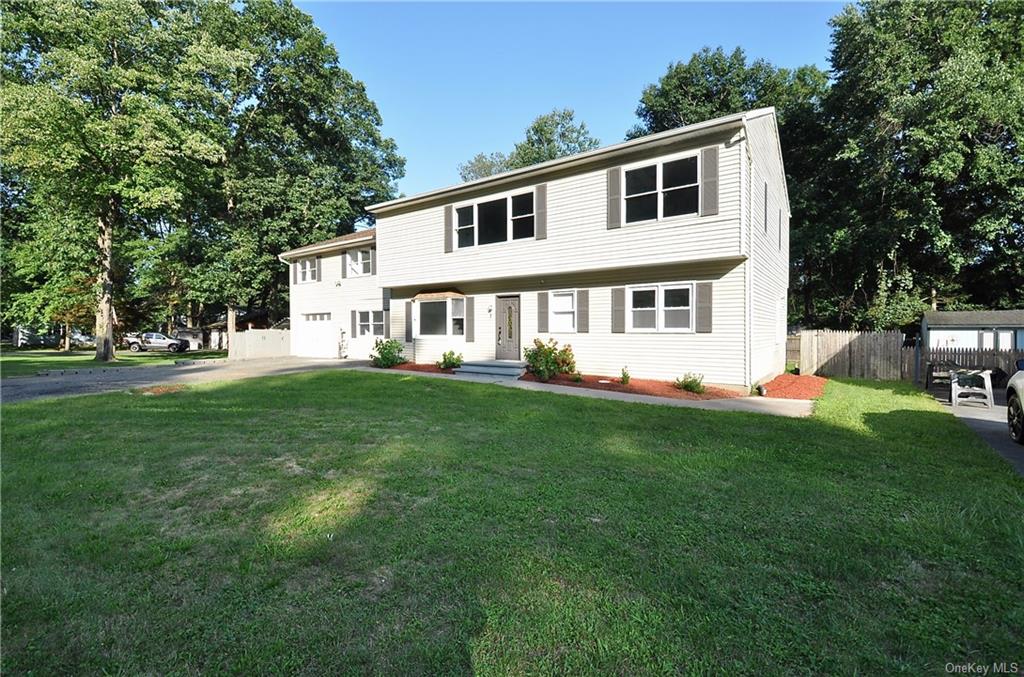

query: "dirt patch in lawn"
xmin=133 ymin=384 xmax=187 ymax=396
xmin=760 ymin=373 xmax=827 ymax=399
xmin=520 ymin=373 xmax=742 ymax=400
xmin=391 ymin=363 xmax=453 ymax=375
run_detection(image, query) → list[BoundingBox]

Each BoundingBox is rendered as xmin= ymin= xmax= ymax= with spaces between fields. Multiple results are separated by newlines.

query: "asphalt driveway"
xmin=931 ymin=387 xmax=1024 ymax=475
xmin=1 ymin=358 xmax=367 ymax=404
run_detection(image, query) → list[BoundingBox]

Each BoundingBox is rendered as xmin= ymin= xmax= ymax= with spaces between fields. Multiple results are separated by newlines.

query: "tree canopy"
xmin=1 ymin=0 xmax=403 ymax=358
xmin=458 ymin=108 xmax=600 ymax=181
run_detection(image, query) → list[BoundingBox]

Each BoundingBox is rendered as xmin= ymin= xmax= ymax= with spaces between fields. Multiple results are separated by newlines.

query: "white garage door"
xmin=293 ymin=314 xmax=342 ymax=359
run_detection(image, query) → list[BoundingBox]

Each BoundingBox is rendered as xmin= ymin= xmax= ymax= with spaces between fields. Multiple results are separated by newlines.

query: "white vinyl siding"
xmin=376 ymin=133 xmax=743 ymax=289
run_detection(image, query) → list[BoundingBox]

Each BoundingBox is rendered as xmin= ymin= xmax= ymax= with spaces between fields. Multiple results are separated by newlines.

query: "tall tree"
xmin=827 ymin=0 xmax=1024 ymax=322
xmin=458 ymin=108 xmax=600 ymax=181
xmin=2 ymin=0 xmax=221 ymax=360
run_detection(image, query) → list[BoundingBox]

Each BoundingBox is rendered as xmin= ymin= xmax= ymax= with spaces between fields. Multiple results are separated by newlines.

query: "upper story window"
xmin=623 ymin=154 xmax=699 ymax=225
xmin=297 ymin=257 xmax=318 ymax=283
xmin=456 ymin=190 xmax=535 ymax=248
xmin=348 ymin=249 xmax=373 ymax=277
xmin=627 ymin=283 xmax=693 ymax=333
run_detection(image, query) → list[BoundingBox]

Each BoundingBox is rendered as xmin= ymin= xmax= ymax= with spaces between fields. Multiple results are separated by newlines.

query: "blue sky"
xmin=297 ymin=2 xmax=843 ymax=196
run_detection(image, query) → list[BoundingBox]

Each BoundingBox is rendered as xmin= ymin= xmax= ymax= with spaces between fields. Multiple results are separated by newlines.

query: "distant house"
xmin=922 ymin=310 xmax=1024 ymax=350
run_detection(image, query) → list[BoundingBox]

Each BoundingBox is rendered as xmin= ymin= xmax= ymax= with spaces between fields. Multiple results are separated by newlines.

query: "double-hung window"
xmin=456 ymin=190 xmax=535 ymax=248
xmin=451 ymin=298 xmax=465 ymax=336
xmin=627 ymin=283 xmax=694 ymax=332
xmin=358 ymin=311 xmax=384 ymax=337
xmin=550 ymin=291 xmax=576 ymax=332
xmin=298 ymin=257 xmax=317 ymax=283
xmin=348 ymin=249 xmax=372 ymax=276
xmin=623 ymin=154 xmax=699 ymax=224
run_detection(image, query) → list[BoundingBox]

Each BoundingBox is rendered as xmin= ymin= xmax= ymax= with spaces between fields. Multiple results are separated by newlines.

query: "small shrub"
xmin=620 ymin=366 xmax=630 ymax=385
xmin=571 ymin=371 xmax=584 ymax=383
xmin=524 ymin=338 xmax=576 ymax=382
xmin=370 ymin=338 xmax=406 ymax=368
xmin=436 ymin=350 xmax=463 ymax=370
xmin=675 ymin=372 xmax=706 ymax=394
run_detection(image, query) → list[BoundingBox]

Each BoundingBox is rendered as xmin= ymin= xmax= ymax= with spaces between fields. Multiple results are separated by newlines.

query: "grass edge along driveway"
xmin=0 ymin=349 xmax=226 ymax=378
xmin=2 ymin=371 xmax=1022 ymax=673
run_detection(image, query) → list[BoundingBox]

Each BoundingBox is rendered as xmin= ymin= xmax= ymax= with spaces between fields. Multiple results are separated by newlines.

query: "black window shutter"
xmin=696 ymin=282 xmax=713 ymax=333
xmin=292 ymin=261 xmax=297 ymax=285
xmin=382 ymin=288 xmax=391 ymax=311
xmin=466 ymin=297 xmax=475 ymax=342
xmin=535 ymin=184 xmax=548 ymax=240
xmin=576 ymin=289 xmax=589 ymax=333
xmin=537 ymin=292 xmax=549 ymax=333
xmin=606 ymin=168 xmax=621 ymax=229
xmin=444 ymin=205 xmax=453 ymax=253
xmin=404 ymin=302 xmax=413 ymax=342
xmin=611 ymin=288 xmax=625 ymax=333
xmin=384 ymin=310 xmax=391 ymax=338
xmin=315 ymin=256 xmax=322 ymax=281
xmin=350 ymin=310 xmax=357 ymax=338
xmin=700 ymin=147 xmax=719 ymax=217
xmin=341 ymin=251 xmax=347 ymax=279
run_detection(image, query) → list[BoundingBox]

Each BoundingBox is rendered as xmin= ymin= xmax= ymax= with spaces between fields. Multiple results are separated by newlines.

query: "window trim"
xmin=358 ymin=310 xmax=385 ymax=337
xmin=347 ymin=249 xmax=373 ymax=277
xmin=452 ymin=187 xmax=536 ymax=249
xmin=621 ymin=150 xmax=701 ymax=227
xmin=626 ymin=282 xmax=695 ymax=334
xmin=548 ymin=289 xmax=577 ymax=334
xmin=414 ymin=298 xmax=468 ymax=339
xmin=297 ymin=257 xmax=318 ymax=284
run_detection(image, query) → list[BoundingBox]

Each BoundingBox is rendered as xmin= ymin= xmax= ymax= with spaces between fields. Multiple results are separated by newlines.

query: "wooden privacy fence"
xmin=798 ymin=330 xmax=904 ymax=380
xmin=797 ymin=329 xmax=1024 ymax=382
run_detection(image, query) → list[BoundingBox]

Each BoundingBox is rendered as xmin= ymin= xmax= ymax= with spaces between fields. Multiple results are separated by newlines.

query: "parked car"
xmin=123 ymin=332 xmax=190 ymax=353
xmin=1008 ymin=358 xmax=1024 ymax=445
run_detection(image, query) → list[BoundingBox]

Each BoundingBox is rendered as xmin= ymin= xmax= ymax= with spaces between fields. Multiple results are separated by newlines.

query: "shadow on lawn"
xmin=3 ymin=371 xmax=1023 ymax=673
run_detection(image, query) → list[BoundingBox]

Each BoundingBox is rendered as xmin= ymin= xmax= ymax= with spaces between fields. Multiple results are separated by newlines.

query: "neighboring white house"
xmin=922 ymin=310 xmax=1024 ymax=350
xmin=280 ymin=107 xmax=791 ymax=388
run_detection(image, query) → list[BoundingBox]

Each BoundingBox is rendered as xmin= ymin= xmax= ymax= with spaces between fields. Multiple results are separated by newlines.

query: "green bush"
xmin=571 ymin=371 xmax=584 ymax=383
xmin=370 ymin=338 xmax=406 ymax=368
xmin=524 ymin=338 xmax=576 ymax=382
xmin=436 ymin=350 xmax=463 ymax=370
xmin=675 ymin=372 xmax=705 ymax=394
xmin=620 ymin=366 xmax=630 ymax=385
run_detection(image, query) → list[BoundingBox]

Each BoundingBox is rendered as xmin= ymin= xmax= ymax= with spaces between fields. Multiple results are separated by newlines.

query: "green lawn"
xmin=0 ymin=348 xmax=226 ymax=377
xmin=2 ymin=373 xmax=1022 ymax=673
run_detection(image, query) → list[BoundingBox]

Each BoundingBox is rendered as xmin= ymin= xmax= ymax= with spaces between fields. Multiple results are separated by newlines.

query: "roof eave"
xmin=369 ymin=110 xmax=759 ymax=215
xmin=278 ymin=234 xmax=376 ymax=262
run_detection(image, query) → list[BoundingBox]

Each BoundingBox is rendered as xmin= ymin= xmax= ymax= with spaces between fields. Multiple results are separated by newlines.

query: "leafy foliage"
xmin=459 ymin=109 xmax=599 ymax=181
xmin=524 ymin=338 xmax=576 ymax=382
xmin=436 ymin=351 xmax=464 ymax=370
xmin=370 ymin=338 xmax=406 ymax=368
xmin=674 ymin=373 xmax=706 ymax=394
xmin=620 ymin=367 xmax=630 ymax=385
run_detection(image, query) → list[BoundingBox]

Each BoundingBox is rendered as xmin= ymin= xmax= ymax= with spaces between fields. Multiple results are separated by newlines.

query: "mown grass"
xmin=2 ymin=373 xmax=1022 ymax=673
xmin=0 ymin=348 xmax=226 ymax=377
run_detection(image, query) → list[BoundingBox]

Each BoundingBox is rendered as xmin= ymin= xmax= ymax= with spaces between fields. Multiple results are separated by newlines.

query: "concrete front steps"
xmin=454 ymin=360 xmax=527 ymax=379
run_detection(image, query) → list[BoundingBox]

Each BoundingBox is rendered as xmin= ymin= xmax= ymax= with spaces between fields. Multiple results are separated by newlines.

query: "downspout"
xmin=740 ymin=126 xmax=753 ymax=390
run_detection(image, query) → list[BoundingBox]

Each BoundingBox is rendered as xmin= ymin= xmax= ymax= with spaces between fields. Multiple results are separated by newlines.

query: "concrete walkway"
xmin=1 ymin=357 xmax=367 ymax=404
xmin=352 ymin=366 xmax=814 ymax=418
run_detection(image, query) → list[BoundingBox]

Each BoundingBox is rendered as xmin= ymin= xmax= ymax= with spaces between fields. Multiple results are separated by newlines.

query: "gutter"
xmin=278 ymin=234 xmax=376 ymax=262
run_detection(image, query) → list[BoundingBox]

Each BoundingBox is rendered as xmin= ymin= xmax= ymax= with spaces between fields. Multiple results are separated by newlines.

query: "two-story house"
xmin=280 ymin=107 xmax=790 ymax=389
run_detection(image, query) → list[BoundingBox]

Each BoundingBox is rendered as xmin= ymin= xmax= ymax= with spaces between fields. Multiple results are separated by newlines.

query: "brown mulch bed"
xmin=392 ymin=362 xmax=453 ymax=374
xmin=760 ymin=373 xmax=828 ymax=399
xmin=520 ymin=372 xmax=742 ymax=401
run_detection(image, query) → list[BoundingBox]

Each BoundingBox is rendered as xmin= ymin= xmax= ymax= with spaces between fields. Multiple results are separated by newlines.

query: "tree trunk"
xmin=930 ymin=287 xmax=938 ymax=311
xmin=94 ymin=200 xmax=117 ymax=362
xmin=62 ymin=322 xmax=71 ymax=352
xmin=226 ymin=304 xmax=237 ymax=357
